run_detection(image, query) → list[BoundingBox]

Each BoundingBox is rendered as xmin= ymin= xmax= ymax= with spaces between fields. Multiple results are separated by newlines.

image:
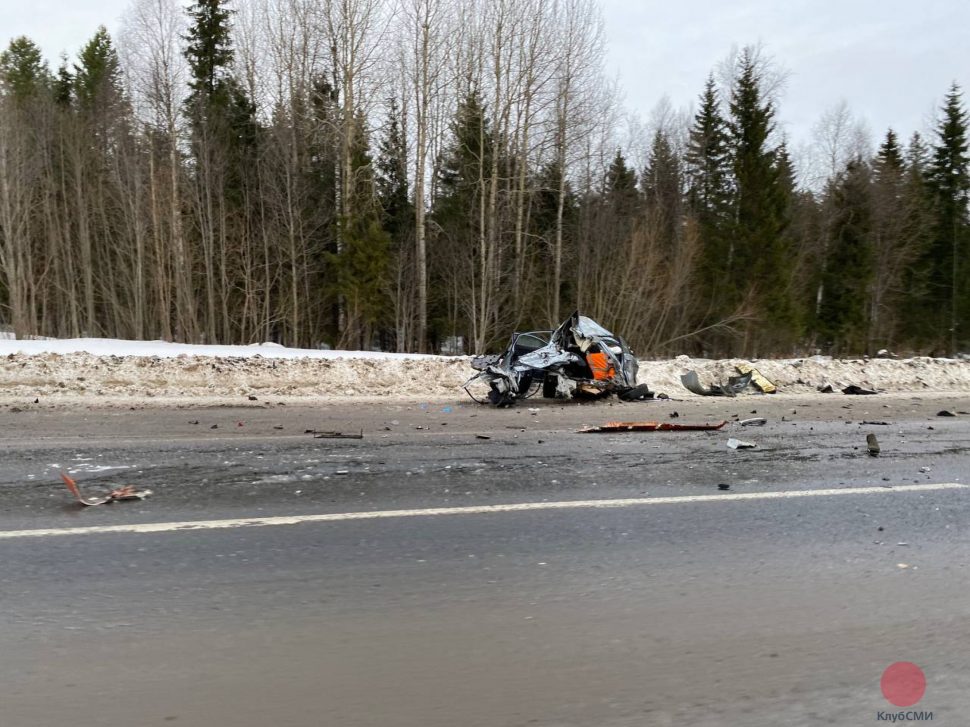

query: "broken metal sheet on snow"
xmin=726 ymin=438 xmax=757 ymax=449
xmin=578 ymin=420 xmax=727 ymax=433
xmin=680 ymin=370 xmax=753 ymax=397
xmin=60 ymin=472 xmax=152 ymax=507
xmin=734 ymin=364 xmax=777 ymax=394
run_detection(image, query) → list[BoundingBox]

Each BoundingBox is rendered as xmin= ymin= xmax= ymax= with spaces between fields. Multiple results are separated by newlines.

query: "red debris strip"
xmin=578 ymin=421 xmax=727 ymax=433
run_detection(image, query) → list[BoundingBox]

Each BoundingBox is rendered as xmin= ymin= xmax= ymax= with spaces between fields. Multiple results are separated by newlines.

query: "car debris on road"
xmin=867 ymin=433 xmax=881 ymax=456
xmin=60 ymin=472 xmax=152 ymax=507
xmin=309 ymin=429 xmax=364 ymax=439
xmin=739 ymin=417 xmax=767 ymax=427
xmin=464 ymin=312 xmax=653 ymax=407
xmin=734 ymin=364 xmax=777 ymax=394
xmin=680 ymin=364 xmax=777 ymax=397
xmin=726 ymin=438 xmax=757 ymax=449
xmin=578 ymin=420 xmax=727 ymax=433
xmin=843 ymin=385 xmax=879 ymax=395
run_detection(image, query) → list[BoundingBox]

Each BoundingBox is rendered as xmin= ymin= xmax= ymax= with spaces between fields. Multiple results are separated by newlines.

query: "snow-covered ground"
xmin=0 ymin=336 xmax=968 ymax=403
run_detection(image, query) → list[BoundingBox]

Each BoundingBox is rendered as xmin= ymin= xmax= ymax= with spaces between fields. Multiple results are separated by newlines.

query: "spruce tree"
xmin=375 ymin=98 xmax=413 ymax=244
xmin=184 ymin=0 xmax=234 ymax=110
xmin=875 ymin=129 xmax=904 ymax=177
xmin=183 ymin=0 xmax=260 ymax=341
xmin=604 ymin=149 xmax=639 ymax=218
xmin=817 ymin=159 xmax=872 ymax=353
xmin=868 ymin=129 xmax=910 ymax=346
xmin=642 ymin=130 xmax=683 ymax=248
xmin=601 ymin=149 xmax=639 ymax=261
xmin=183 ymin=0 xmax=256 ymax=160
xmin=0 ymin=37 xmax=49 ymax=101
xmin=727 ymin=47 xmax=794 ymax=352
xmin=926 ymin=84 xmax=970 ymax=353
xmin=894 ymin=132 xmax=937 ymax=344
xmin=431 ymin=90 xmax=493 ymax=342
xmin=52 ymin=57 xmax=73 ymax=107
xmin=328 ymin=114 xmax=391 ymax=349
xmin=685 ymin=75 xmax=732 ymax=221
xmin=374 ymin=98 xmax=413 ymax=350
xmin=74 ymin=27 xmax=122 ymax=111
xmin=684 ymin=74 xmax=734 ymax=345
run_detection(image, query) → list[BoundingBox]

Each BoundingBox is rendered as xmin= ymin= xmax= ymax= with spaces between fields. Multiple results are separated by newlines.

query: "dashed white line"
xmin=0 ymin=482 xmax=964 ymax=540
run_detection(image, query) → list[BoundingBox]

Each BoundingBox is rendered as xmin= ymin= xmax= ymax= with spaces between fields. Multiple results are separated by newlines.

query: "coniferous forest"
xmin=0 ymin=0 xmax=967 ymax=357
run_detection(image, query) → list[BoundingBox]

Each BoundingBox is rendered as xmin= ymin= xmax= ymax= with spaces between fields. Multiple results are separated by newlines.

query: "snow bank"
xmin=0 ymin=337 xmax=967 ymax=402
xmin=0 ymin=337 xmax=437 ymax=360
xmin=636 ymin=355 xmax=970 ymax=397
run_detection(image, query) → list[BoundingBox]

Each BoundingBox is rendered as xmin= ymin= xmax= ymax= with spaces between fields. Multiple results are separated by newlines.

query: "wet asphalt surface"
xmin=1 ymin=392 xmax=970 ymax=726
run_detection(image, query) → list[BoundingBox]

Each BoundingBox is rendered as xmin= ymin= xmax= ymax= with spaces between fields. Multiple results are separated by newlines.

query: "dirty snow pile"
xmin=636 ymin=355 xmax=970 ymax=396
xmin=0 ymin=338 xmax=468 ymax=400
xmin=0 ymin=337 xmax=968 ymax=402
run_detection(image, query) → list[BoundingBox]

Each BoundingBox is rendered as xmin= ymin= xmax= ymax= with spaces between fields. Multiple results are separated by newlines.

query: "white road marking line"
xmin=0 ymin=482 xmax=965 ymax=540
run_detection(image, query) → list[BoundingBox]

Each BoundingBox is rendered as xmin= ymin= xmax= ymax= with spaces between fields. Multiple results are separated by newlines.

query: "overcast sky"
xmin=4 ymin=0 xmax=968 ymax=153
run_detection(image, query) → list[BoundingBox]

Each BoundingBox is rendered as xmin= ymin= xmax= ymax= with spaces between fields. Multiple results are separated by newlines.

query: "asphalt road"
xmin=1 ymin=393 xmax=969 ymax=726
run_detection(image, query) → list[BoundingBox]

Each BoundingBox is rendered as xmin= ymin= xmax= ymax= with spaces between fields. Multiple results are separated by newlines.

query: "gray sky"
xmin=600 ymin=0 xmax=968 ymax=147
xmin=4 ymin=0 xmax=968 ymax=152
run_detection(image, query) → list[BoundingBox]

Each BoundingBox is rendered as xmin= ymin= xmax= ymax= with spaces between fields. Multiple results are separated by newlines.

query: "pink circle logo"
xmin=881 ymin=662 xmax=926 ymax=707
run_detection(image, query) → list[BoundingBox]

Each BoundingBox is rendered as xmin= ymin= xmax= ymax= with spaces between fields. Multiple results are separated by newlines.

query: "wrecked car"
xmin=463 ymin=312 xmax=653 ymax=407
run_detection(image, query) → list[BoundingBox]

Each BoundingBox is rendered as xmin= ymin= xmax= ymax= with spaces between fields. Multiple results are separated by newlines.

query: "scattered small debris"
xmin=717 ymin=483 xmax=731 ymax=491
xmin=579 ymin=420 xmax=728 ymax=433
xmin=312 ymin=429 xmax=364 ymax=439
xmin=61 ymin=472 xmax=152 ymax=507
xmin=740 ymin=417 xmax=767 ymax=427
xmin=727 ymin=438 xmax=757 ymax=450
xmin=861 ymin=420 xmax=890 ymax=426
xmin=210 ymin=424 xmax=218 ymax=429
xmin=669 ymin=411 xmax=680 ymax=418
xmin=189 ymin=420 xmax=199 ymax=425
xmin=919 ymin=466 xmax=931 ymax=473
xmin=475 ymin=434 xmax=491 ymax=440
xmin=897 ymin=563 xmax=911 ymax=569
xmin=843 ymin=385 xmax=878 ymax=395
xmin=897 ymin=542 xmax=910 ymax=546
xmin=248 ymin=395 xmax=258 ymax=401
xmin=817 ymin=383 xmax=835 ymax=393
xmin=335 ymin=470 xmax=349 ymax=475
xmin=937 ymin=410 xmax=957 ymax=417
xmin=273 ymin=425 xmax=284 ymax=430
xmin=866 ymin=433 xmax=880 ymax=457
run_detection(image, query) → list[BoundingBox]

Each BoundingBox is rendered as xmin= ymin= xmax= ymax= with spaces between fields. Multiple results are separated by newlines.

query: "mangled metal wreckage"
xmin=463 ymin=312 xmax=654 ymax=407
